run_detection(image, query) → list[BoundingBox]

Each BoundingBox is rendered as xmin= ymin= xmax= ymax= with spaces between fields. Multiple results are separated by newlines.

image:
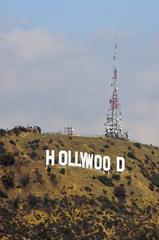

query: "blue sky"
xmin=0 ymin=0 xmax=159 ymax=34
xmin=0 ymin=1 xmax=159 ymax=145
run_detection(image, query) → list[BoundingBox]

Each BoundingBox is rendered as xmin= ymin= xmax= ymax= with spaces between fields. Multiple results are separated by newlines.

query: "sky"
xmin=0 ymin=0 xmax=159 ymax=145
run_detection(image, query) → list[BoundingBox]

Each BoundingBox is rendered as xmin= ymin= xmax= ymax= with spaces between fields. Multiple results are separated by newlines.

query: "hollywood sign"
xmin=46 ymin=150 xmax=125 ymax=173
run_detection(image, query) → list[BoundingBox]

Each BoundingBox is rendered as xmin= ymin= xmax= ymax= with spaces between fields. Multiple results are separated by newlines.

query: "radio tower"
xmin=105 ymin=40 xmax=128 ymax=139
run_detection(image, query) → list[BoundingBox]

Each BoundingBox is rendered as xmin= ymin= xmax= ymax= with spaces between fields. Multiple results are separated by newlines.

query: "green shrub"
xmin=103 ymin=144 xmax=109 ymax=149
xmin=84 ymin=186 xmax=92 ymax=192
xmin=28 ymin=194 xmax=40 ymax=208
xmin=97 ymin=175 xmax=114 ymax=186
xmin=0 ymin=142 xmax=5 ymax=155
xmin=150 ymin=174 xmax=159 ymax=187
xmin=112 ymin=174 xmax=120 ymax=181
xmin=1 ymin=175 xmax=14 ymax=189
xmin=149 ymin=183 xmax=154 ymax=191
xmin=19 ymin=174 xmax=29 ymax=187
xmin=0 ymin=154 xmax=15 ymax=166
xmin=133 ymin=142 xmax=142 ymax=148
xmin=50 ymin=173 xmax=57 ymax=185
xmin=127 ymin=151 xmax=137 ymax=160
xmin=114 ymin=184 xmax=126 ymax=200
xmin=35 ymin=168 xmax=43 ymax=184
xmin=0 ymin=190 xmax=8 ymax=198
xmin=59 ymin=168 xmax=65 ymax=174
xmin=9 ymin=140 xmax=16 ymax=146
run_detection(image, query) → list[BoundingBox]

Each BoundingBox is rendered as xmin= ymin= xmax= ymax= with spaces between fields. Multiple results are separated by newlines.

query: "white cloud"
xmin=0 ymin=26 xmax=158 ymax=145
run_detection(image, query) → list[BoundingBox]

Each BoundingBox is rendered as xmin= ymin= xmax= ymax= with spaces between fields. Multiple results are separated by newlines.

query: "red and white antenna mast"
xmin=105 ymin=39 xmax=128 ymax=139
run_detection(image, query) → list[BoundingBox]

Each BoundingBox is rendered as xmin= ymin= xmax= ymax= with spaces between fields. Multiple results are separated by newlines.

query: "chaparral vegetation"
xmin=0 ymin=127 xmax=159 ymax=239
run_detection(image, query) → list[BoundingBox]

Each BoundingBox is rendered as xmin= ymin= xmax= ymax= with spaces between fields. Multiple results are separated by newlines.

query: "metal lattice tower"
xmin=105 ymin=40 xmax=128 ymax=139
xmin=64 ymin=125 xmax=74 ymax=136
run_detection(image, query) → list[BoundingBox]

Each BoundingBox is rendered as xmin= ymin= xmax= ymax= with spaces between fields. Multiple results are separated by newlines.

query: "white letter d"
xmin=116 ymin=156 xmax=125 ymax=173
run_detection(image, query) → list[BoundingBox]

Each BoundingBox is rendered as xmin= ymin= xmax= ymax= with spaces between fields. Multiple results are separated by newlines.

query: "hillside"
xmin=0 ymin=131 xmax=159 ymax=240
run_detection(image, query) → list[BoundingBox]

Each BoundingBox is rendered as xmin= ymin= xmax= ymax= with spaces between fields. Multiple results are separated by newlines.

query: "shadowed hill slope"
xmin=0 ymin=132 xmax=159 ymax=239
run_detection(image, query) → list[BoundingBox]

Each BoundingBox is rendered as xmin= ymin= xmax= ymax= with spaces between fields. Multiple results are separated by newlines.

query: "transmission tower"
xmin=105 ymin=40 xmax=128 ymax=139
xmin=64 ymin=125 xmax=74 ymax=136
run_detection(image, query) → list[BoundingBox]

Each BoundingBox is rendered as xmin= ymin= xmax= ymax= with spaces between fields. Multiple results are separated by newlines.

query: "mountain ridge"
xmin=0 ymin=130 xmax=159 ymax=239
